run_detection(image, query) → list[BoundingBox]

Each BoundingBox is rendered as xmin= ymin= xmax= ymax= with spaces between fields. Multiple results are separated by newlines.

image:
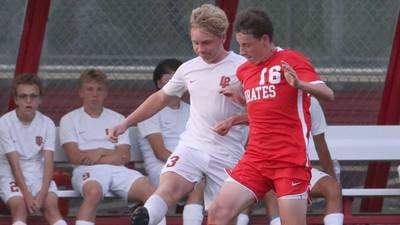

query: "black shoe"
xmin=129 ymin=205 xmax=149 ymax=225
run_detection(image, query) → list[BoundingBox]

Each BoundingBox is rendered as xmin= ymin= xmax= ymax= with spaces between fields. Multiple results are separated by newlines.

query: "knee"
xmin=208 ymin=200 xmax=235 ymax=223
xmin=82 ymin=186 xmax=103 ymax=203
xmin=324 ymin=180 xmax=342 ymax=201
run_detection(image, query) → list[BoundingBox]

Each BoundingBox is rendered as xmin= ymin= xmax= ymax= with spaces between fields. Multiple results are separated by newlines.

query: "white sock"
xmin=144 ymin=194 xmax=168 ymax=225
xmin=53 ymin=220 xmax=68 ymax=225
xmin=183 ymin=204 xmax=204 ymax=225
xmin=324 ymin=213 xmax=344 ymax=225
xmin=236 ymin=213 xmax=249 ymax=225
xmin=76 ymin=220 xmax=94 ymax=225
xmin=12 ymin=221 xmax=27 ymax=225
xmin=270 ymin=216 xmax=281 ymax=225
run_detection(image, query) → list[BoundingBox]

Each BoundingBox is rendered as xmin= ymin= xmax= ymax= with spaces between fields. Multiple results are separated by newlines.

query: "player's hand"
xmin=214 ymin=117 xmax=234 ymax=136
xmin=24 ymin=192 xmax=39 ymax=214
xmin=219 ymin=87 xmax=246 ymax=106
xmin=82 ymin=149 xmax=104 ymax=165
xmin=107 ymin=122 xmax=128 ymax=143
xmin=34 ymin=189 xmax=47 ymax=210
xmin=282 ymin=61 xmax=300 ymax=88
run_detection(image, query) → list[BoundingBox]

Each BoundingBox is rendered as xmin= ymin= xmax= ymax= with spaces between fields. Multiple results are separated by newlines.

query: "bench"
xmin=1 ymin=125 xmax=400 ymax=225
xmin=306 ymin=125 xmax=400 ymax=224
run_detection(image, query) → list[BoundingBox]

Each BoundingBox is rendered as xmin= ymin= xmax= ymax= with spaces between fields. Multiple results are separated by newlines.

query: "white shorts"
xmin=72 ymin=164 xmax=144 ymax=201
xmin=310 ymin=168 xmax=329 ymax=189
xmin=144 ymin=161 xmax=164 ymax=187
xmin=161 ymin=143 xmax=241 ymax=210
xmin=0 ymin=176 xmax=58 ymax=203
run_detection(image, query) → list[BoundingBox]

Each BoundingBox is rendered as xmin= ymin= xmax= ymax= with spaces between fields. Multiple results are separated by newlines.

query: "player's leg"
xmin=1 ymin=178 xmax=28 ymax=224
xmin=310 ymin=169 xmax=343 ymax=225
xmin=183 ymin=179 xmax=205 ymax=225
xmin=42 ymin=191 xmax=67 ymax=225
xmin=7 ymin=196 xmax=28 ymax=224
xmin=130 ymin=147 xmax=204 ymax=225
xmin=264 ymin=191 xmax=281 ymax=225
xmin=273 ymin=167 xmax=310 ymax=225
xmin=207 ymin=180 xmax=255 ymax=225
xmin=72 ymin=167 xmax=109 ymax=225
xmin=277 ymin=196 xmax=307 ymax=225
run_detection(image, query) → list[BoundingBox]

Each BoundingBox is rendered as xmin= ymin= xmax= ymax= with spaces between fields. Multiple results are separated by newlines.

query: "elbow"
xmin=327 ymin=90 xmax=335 ymax=101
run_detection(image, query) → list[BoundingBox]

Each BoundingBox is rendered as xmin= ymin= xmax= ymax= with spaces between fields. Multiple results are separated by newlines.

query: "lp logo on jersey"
xmin=35 ymin=136 xmax=43 ymax=146
xmin=219 ymin=75 xmax=231 ymax=88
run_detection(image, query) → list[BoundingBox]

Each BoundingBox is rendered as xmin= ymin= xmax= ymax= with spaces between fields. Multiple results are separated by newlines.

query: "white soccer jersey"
xmin=162 ymin=51 xmax=248 ymax=159
xmin=59 ymin=107 xmax=130 ymax=151
xmin=0 ymin=110 xmax=56 ymax=177
xmin=137 ymin=101 xmax=189 ymax=167
xmin=310 ymin=97 xmax=327 ymax=136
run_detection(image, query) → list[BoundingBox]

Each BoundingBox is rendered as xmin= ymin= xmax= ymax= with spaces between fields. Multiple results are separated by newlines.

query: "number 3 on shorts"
xmin=166 ymin=155 xmax=180 ymax=167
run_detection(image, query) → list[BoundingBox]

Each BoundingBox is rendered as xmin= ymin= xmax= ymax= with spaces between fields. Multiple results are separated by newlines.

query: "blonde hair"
xmin=79 ymin=69 xmax=108 ymax=87
xmin=190 ymin=4 xmax=228 ymax=37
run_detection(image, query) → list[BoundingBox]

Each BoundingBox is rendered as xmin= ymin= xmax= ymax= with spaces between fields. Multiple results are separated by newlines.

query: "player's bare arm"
xmin=219 ymin=86 xmax=247 ymax=106
xmin=96 ymin=145 xmax=131 ymax=165
xmin=6 ymin=152 xmax=38 ymax=214
xmin=62 ymin=142 xmax=93 ymax=165
xmin=146 ymin=133 xmax=172 ymax=162
xmin=282 ymin=60 xmax=334 ymax=101
xmin=214 ymin=113 xmax=249 ymax=136
xmin=108 ymin=89 xmax=173 ymax=143
xmin=35 ymin=149 xmax=53 ymax=209
xmin=312 ymin=134 xmax=336 ymax=179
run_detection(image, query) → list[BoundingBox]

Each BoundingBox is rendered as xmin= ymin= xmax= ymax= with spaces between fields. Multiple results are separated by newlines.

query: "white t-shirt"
xmin=310 ymin=97 xmax=327 ymax=136
xmin=0 ymin=110 xmax=56 ymax=177
xmin=59 ymin=107 xmax=130 ymax=153
xmin=162 ymin=51 xmax=248 ymax=159
xmin=137 ymin=101 xmax=189 ymax=167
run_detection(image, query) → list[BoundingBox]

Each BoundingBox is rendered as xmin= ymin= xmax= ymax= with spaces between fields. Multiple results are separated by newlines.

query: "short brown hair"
xmin=12 ymin=73 xmax=43 ymax=96
xmin=79 ymin=69 xmax=108 ymax=88
xmin=234 ymin=8 xmax=274 ymax=41
xmin=190 ymin=4 xmax=228 ymax=38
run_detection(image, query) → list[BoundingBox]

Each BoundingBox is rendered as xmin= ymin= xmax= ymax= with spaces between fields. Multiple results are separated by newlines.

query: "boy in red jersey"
xmin=207 ymin=8 xmax=334 ymax=225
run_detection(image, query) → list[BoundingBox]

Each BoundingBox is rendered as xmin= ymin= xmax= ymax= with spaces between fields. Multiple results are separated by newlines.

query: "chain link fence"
xmin=1 ymin=0 xmax=399 ymax=124
xmin=0 ymin=0 xmax=26 ymax=115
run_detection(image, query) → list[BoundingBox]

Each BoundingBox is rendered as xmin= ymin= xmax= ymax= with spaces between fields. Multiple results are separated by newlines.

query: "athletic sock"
xmin=144 ymin=194 xmax=168 ymax=225
xmin=53 ymin=220 xmax=68 ymax=225
xmin=324 ymin=213 xmax=344 ymax=225
xmin=75 ymin=220 xmax=94 ymax=225
xmin=270 ymin=216 xmax=281 ymax=225
xmin=12 ymin=221 xmax=27 ymax=225
xmin=183 ymin=204 xmax=204 ymax=225
xmin=236 ymin=213 xmax=249 ymax=225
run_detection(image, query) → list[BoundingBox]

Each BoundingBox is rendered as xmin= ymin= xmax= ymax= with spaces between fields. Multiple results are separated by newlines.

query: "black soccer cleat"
xmin=129 ymin=205 xmax=149 ymax=225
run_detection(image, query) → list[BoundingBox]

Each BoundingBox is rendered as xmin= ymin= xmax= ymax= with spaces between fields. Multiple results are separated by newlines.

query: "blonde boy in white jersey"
xmin=59 ymin=69 xmax=165 ymax=225
xmin=108 ymin=4 xmax=249 ymax=225
xmin=0 ymin=74 xmax=67 ymax=225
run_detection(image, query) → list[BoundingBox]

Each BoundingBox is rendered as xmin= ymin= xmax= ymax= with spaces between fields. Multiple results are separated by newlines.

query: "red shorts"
xmin=228 ymin=157 xmax=311 ymax=200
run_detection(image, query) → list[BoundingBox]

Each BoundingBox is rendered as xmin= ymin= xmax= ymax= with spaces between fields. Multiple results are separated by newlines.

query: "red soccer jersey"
xmin=237 ymin=49 xmax=323 ymax=168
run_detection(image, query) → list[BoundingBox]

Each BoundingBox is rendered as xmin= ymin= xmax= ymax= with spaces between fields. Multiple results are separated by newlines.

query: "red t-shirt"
xmin=237 ymin=49 xmax=322 ymax=168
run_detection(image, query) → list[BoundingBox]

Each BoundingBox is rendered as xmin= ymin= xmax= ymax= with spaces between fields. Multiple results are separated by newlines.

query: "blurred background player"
xmin=208 ymin=8 xmax=334 ymax=225
xmin=59 ymin=69 xmax=165 ymax=225
xmin=0 ymin=74 xmax=67 ymax=225
xmin=108 ymin=4 xmax=248 ymax=225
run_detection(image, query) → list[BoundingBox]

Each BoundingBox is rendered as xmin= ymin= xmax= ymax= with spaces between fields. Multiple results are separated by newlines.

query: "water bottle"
xmin=333 ymin=159 xmax=341 ymax=182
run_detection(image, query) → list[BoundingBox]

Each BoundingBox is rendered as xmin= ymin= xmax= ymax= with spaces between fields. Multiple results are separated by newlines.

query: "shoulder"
xmin=226 ymin=51 xmax=246 ymax=65
xmin=103 ymin=108 xmax=125 ymax=119
xmin=278 ymin=49 xmax=310 ymax=64
xmin=37 ymin=112 xmax=56 ymax=128
xmin=60 ymin=107 xmax=81 ymax=123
